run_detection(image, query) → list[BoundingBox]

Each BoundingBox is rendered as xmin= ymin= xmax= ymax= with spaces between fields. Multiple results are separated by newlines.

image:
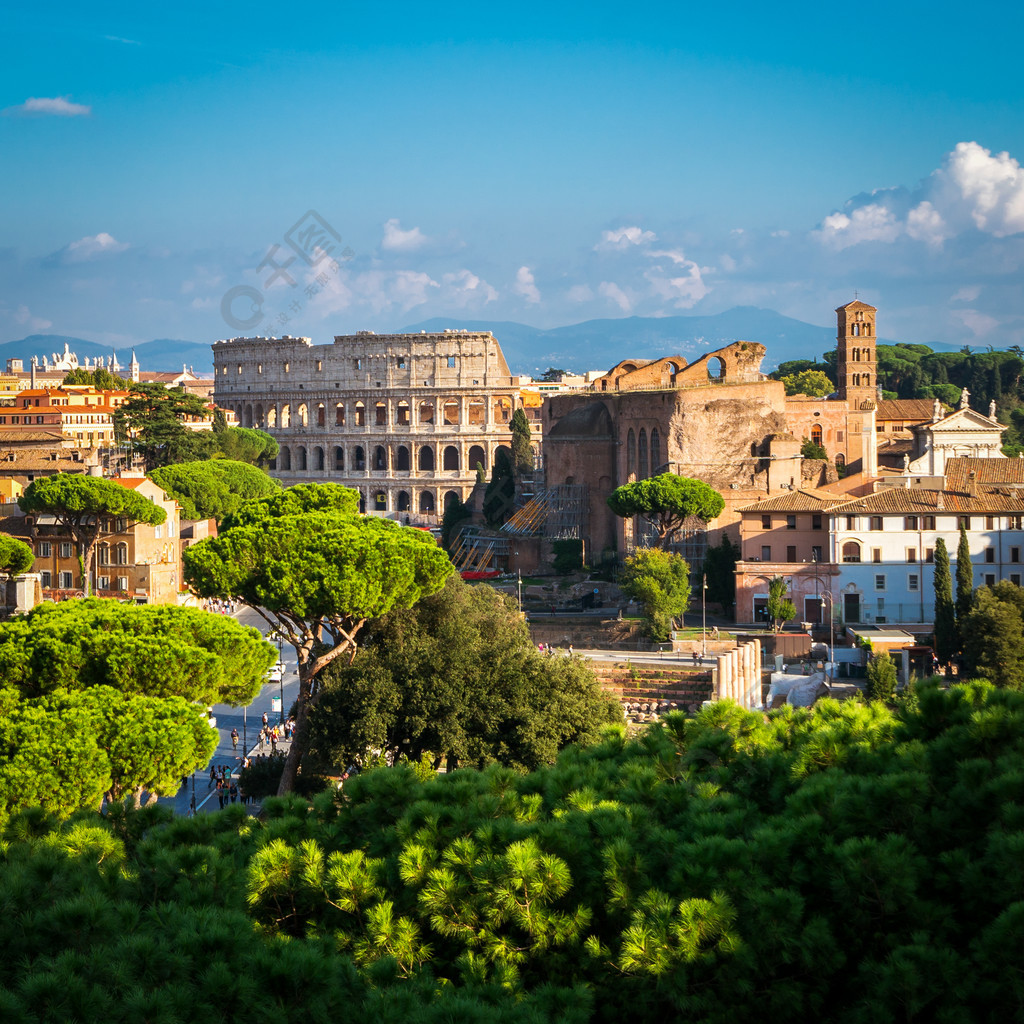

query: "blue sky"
xmin=4 ymin=1 xmax=1024 ymax=355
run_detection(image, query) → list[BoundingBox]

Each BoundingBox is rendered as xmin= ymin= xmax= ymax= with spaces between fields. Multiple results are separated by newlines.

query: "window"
xmin=58 ymin=571 xmax=73 ymax=589
xmin=812 ymin=514 xmax=822 ymax=530
xmin=837 ymin=430 xmax=844 ymax=442
xmin=786 ymin=515 xmax=796 ymax=530
xmin=316 ymin=360 xmax=323 ymax=372
xmin=1012 ymin=547 xmax=1021 ymax=563
xmin=959 ymin=516 xmax=971 ymax=530
xmin=354 ymin=358 xmax=361 ymax=370
xmin=118 ymin=577 xmax=129 ymax=591
xmin=59 ymin=542 xmax=72 ymax=559
xmin=761 ymin=545 xmax=771 ymax=561
xmin=925 ymin=548 xmax=934 ymax=563
xmin=923 ymin=516 xmax=936 ymax=530
xmin=842 ymin=542 xmax=861 ymax=563
xmin=98 ymin=576 xmax=109 ymax=591
xmin=985 ymin=574 xmax=996 ymax=587
xmin=908 ymin=574 xmax=919 ymax=591
xmin=40 ymin=570 xmax=51 ymax=587
xmin=986 ymin=516 xmax=996 ymax=530
xmin=447 ymin=356 xmax=456 ymax=368
xmin=1012 ymin=574 xmax=1022 ymax=586
xmin=872 ymin=548 xmax=882 ymax=564
xmin=870 ymin=516 xmax=883 ymax=531
xmin=1012 ymin=516 xmax=1024 ymax=530
xmin=875 ymin=574 xmax=886 ymax=591
xmin=155 ymin=525 xmax=163 ymax=539
xmin=37 ymin=541 xmax=51 ymax=558
xmin=786 ymin=545 xmax=797 ymax=562
xmin=846 ymin=516 xmax=856 ymax=530
xmin=905 ymin=516 xmax=918 ymax=530
xmin=985 ymin=548 xmax=995 ymax=563
xmin=761 ymin=515 xmax=771 ymax=529
xmin=811 ymin=545 xmax=823 ymax=562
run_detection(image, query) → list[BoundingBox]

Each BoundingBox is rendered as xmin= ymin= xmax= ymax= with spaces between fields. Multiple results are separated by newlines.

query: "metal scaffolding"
xmin=501 ymin=484 xmax=589 ymax=539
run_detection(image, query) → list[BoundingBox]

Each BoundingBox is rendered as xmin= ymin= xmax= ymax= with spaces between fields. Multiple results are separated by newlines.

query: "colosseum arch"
xmin=335 ymin=402 xmax=345 ymax=426
xmin=419 ymin=445 xmax=435 ymax=471
xmin=442 ymin=399 xmax=460 ymax=426
xmin=397 ymin=491 xmax=411 ymax=512
xmin=467 ymin=398 xmax=485 ymax=427
xmin=443 ymin=490 xmax=461 ymax=511
xmin=316 ymin=404 xmax=325 ymax=428
xmin=333 ymin=446 xmax=344 ymax=471
xmin=468 ymin=445 xmax=486 ymax=473
xmin=396 ymin=400 xmax=411 ymax=426
xmin=267 ymin=406 xmax=277 ymax=429
xmin=443 ymin=445 xmax=460 ymax=471
xmin=374 ymin=445 xmax=388 ymax=471
xmin=354 ymin=446 xmax=366 ymax=471
xmin=418 ymin=399 xmax=434 ymax=424
xmin=244 ymin=404 xmax=253 ymax=427
xmin=279 ymin=446 xmax=292 ymax=471
xmin=419 ymin=490 xmax=436 ymax=513
xmin=298 ymin=403 xmax=308 ymax=427
xmin=396 ymin=445 xmax=411 ymax=471
xmin=354 ymin=401 xmax=366 ymax=427
xmin=297 ymin=446 xmax=308 ymax=471
xmin=373 ymin=490 xmax=387 ymax=511
xmin=314 ymin=446 xmax=325 ymax=471
xmin=281 ymin=404 xmax=291 ymax=427
xmin=254 ymin=404 xmax=264 ymax=428
xmin=492 ymin=396 xmax=512 ymax=424
xmin=375 ymin=401 xmax=387 ymax=427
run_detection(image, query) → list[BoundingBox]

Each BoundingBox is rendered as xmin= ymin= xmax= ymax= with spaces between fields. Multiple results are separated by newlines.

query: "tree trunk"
xmin=276 ymin=664 xmax=313 ymax=796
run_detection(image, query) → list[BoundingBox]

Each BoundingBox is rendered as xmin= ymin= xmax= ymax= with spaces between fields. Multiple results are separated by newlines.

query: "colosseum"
xmin=211 ymin=330 xmax=522 ymax=519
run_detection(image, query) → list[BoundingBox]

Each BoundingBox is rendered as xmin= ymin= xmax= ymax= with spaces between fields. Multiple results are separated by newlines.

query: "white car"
xmin=267 ymin=662 xmax=284 ymax=683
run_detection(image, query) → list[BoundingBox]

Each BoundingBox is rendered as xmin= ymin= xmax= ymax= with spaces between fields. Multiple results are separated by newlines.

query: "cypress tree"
xmin=956 ymin=524 xmax=974 ymax=623
xmin=933 ymin=537 xmax=956 ymax=668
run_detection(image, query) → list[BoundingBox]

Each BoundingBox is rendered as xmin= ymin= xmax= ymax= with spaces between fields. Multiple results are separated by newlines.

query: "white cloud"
xmin=942 ymin=141 xmax=1024 ymax=236
xmin=566 ymin=284 xmax=594 ymax=303
xmin=955 ymin=308 xmax=1000 ymax=337
xmin=595 ymin=226 xmax=657 ymax=251
xmin=3 ymin=95 xmax=91 ymax=117
xmin=12 ymin=304 xmax=52 ymax=331
xmin=905 ymin=200 xmax=948 ymax=246
xmin=442 ymin=269 xmax=498 ymax=306
xmin=816 ymin=204 xmax=903 ymax=250
xmin=951 ymin=286 xmax=981 ymax=303
xmin=381 ymin=218 xmax=428 ymax=252
xmin=642 ymin=249 xmax=709 ymax=308
xmin=513 ymin=266 xmax=540 ymax=304
xmin=44 ymin=232 xmax=130 ymax=268
xmin=598 ymin=281 xmax=632 ymax=312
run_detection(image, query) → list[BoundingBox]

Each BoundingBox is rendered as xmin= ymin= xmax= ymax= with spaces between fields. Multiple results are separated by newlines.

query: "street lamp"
xmin=701 ymin=573 xmax=708 ymax=659
xmin=819 ymin=590 xmax=835 ymax=691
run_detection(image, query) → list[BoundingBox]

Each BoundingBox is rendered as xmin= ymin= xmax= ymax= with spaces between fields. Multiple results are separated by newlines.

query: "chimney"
xmin=968 ymin=471 xmax=978 ymax=498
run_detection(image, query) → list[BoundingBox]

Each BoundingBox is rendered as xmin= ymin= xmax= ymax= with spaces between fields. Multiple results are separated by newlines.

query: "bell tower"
xmin=836 ymin=299 xmax=877 ymax=407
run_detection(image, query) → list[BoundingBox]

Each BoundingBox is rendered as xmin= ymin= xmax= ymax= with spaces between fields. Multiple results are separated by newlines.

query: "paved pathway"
xmin=157 ymin=605 xmax=300 ymax=817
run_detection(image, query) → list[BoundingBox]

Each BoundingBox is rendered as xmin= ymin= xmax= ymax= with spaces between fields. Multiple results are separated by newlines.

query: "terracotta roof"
xmin=738 ymin=488 xmax=846 ymax=512
xmin=832 ymin=487 xmax=1024 ymax=514
xmin=945 ymin=457 xmax=1024 ymax=491
xmin=836 ymin=299 xmax=876 ymax=312
xmin=875 ymin=399 xmax=936 ymax=421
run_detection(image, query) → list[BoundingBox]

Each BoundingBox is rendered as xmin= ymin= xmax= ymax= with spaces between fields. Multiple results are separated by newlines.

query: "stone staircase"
xmin=589 ymin=660 xmax=714 ymax=712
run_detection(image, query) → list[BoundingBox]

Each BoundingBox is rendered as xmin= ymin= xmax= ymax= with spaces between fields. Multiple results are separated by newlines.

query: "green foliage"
xmin=113 ymin=383 xmax=214 ymax=468
xmin=0 ymin=600 xmax=272 ymax=815
xmin=18 ymin=473 xmax=166 ymax=595
xmin=551 ymin=539 xmax=584 ymax=575
xmin=482 ymin=449 xmax=515 ymax=528
xmin=961 ymin=581 xmax=1024 ymax=689
xmin=442 ymin=493 xmax=474 ymax=547
xmin=780 ymin=369 xmax=834 ymax=397
xmin=0 ymin=534 xmax=33 ymax=577
xmin=933 ymin=537 xmax=957 ymax=666
xmin=956 ymin=523 xmax=974 ymax=623
xmin=305 ymin=576 xmax=620 ymax=773
xmin=149 ymin=459 xmax=280 ymax=521
xmin=216 ymin=426 xmax=280 ymax=465
xmin=799 ymin=437 xmax=828 ymax=460
xmin=618 ymin=548 xmax=690 ymax=640
xmin=865 ymin=651 xmax=898 ymax=702
xmin=703 ymin=534 xmax=738 ymax=613
xmin=184 ymin=484 xmax=454 ymax=794
xmin=7 ymin=684 xmax=1024 ymax=1019
xmin=766 ymin=576 xmax=796 ymax=634
xmin=510 ymin=408 xmax=533 ymax=475
xmin=63 ymin=366 xmax=132 ymax=390
xmin=607 ymin=474 xmax=725 ymax=549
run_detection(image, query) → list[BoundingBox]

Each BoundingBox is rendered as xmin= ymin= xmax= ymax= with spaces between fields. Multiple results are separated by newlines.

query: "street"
xmin=157 ymin=605 xmax=301 ymax=816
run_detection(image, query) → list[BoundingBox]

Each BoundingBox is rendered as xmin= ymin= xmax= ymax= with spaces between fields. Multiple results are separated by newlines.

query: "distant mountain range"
xmin=0 ymin=308 xmax=963 ymax=378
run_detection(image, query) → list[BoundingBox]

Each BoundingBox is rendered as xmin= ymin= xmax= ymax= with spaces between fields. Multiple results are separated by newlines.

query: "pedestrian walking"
xmin=209 ymin=766 xmax=216 ymax=790
xmin=692 ymin=644 xmax=700 ymax=665
xmin=230 ymin=728 xmax=238 ymax=752
xmin=229 ymin=781 xmax=238 ymax=804
xmin=262 ymin=712 xmax=269 ymax=729
xmin=216 ymin=779 xmax=224 ymax=809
